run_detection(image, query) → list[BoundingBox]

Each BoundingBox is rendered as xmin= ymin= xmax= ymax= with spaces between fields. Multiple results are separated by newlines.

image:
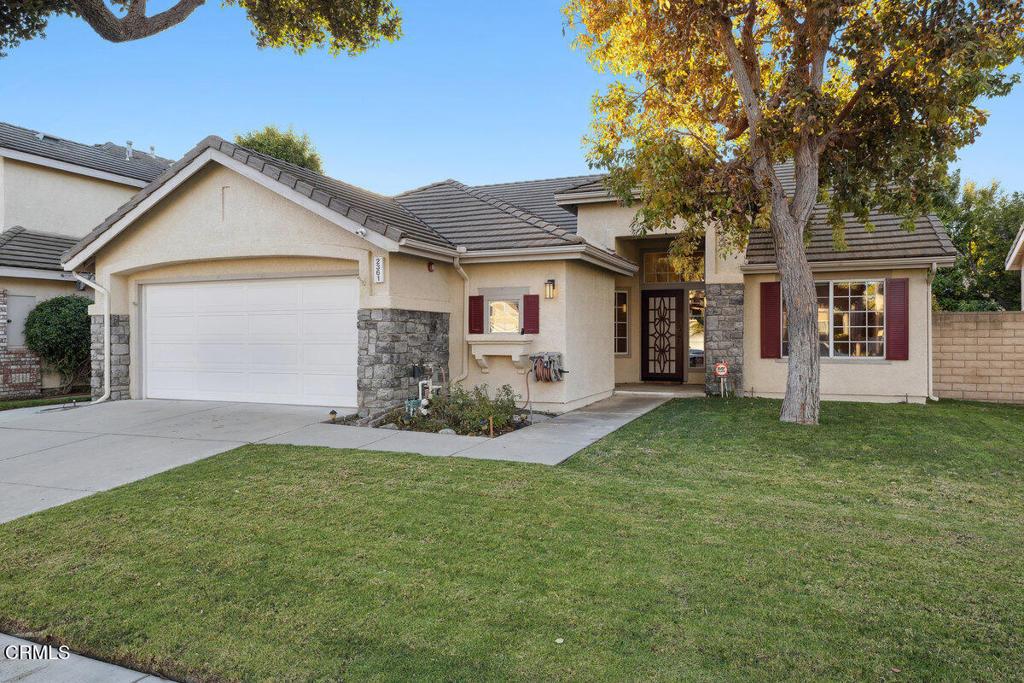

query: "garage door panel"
xmin=248 ymin=343 xmax=301 ymax=367
xmin=301 ymin=343 xmax=357 ymax=370
xmin=302 ymin=312 xmax=355 ymax=337
xmin=145 ymin=277 xmax=358 ymax=407
xmin=196 ymin=284 xmax=248 ymax=311
xmin=147 ymin=314 xmax=198 ymax=337
xmin=249 ymin=313 xmax=300 ymax=337
xmin=301 ymin=279 xmax=357 ymax=309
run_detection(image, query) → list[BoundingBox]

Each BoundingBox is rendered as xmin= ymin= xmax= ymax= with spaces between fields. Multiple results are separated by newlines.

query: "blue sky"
xmin=1 ymin=1 xmax=1021 ymax=195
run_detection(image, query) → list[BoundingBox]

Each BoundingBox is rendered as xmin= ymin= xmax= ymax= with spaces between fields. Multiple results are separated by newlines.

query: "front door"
xmin=641 ymin=291 xmax=686 ymax=381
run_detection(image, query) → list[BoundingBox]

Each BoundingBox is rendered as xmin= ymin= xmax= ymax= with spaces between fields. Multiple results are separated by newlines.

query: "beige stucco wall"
xmin=461 ymin=261 xmax=569 ymax=409
xmin=82 ymin=161 xmax=620 ymax=411
xmin=564 ymin=261 xmax=615 ymax=405
xmin=1 ymin=158 xmax=137 ymax=238
xmin=0 ymin=276 xmax=91 ymax=389
xmin=86 ymin=161 xmax=463 ymax=401
xmin=743 ymin=268 xmax=933 ymax=403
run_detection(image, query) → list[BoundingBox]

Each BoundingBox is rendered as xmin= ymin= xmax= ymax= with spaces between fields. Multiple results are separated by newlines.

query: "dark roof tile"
xmin=0 ymin=227 xmax=80 ymax=271
xmin=0 ymin=121 xmax=172 ymax=183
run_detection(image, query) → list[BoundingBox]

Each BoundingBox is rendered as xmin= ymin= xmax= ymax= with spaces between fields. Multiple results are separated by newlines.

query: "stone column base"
xmin=91 ymin=314 xmax=131 ymax=401
xmin=704 ymin=283 xmax=744 ymax=395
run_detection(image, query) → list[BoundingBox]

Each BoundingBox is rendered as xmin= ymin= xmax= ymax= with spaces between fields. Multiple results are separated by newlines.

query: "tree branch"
xmin=71 ymin=0 xmax=204 ymax=42
xmin=820 ymin=60 xmax=898 ymax=150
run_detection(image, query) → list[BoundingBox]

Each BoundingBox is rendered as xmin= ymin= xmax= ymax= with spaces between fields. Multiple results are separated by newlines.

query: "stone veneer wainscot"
xmin=704 ymin=283 xmax=744 ymax=395
xmin=357 ymin=308 xmax=449 ymax=418
xmin=90 ymin=314 xmax=130 ymax=401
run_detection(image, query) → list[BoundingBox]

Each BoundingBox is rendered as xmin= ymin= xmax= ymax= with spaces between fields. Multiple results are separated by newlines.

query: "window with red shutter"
xmin=522 ymin=294 xmax=540 ymax=334
xmin=760 ymin=281 xmax=782 ymax=358
xmin=468 ymin=295 xmax=484 ymax=334
xmin=885 ymin=278 xmax=909 ymax=360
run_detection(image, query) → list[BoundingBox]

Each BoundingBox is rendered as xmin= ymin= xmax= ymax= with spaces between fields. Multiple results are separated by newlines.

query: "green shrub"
xmin=24 ymin=295 xmax=91 ymax=393
xmin=391 ymin=384 xmax=522 ymax=436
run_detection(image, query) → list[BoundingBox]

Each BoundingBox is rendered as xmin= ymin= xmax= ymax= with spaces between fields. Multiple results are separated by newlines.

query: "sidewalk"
xmin=0 ymin=633 xmax=166 ymax=682
xmin=264 ymin=393 xmax=672 ymax=465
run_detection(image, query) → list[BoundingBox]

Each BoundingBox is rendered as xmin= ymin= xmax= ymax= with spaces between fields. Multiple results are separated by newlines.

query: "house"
xmin=0 ymin=122 xmax=172 ymax=398
xmin=62 ymin=136 xmax=956 ymax=415
xmin=1008 ymin=224 xmax=1024 ymax=310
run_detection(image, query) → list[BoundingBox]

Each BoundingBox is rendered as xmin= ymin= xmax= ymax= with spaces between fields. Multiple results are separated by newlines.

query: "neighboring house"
xmin=1008 ymin=224 xmax=1024 ymax=310
xmin=0 ymin=122 xmax=171 ymax=398
xmin=62 ymin=136 xmax=956 ymax=416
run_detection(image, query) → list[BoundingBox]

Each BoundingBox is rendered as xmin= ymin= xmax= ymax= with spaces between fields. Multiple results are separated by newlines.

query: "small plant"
xmin=387 ymin=384 xmax=524 ymax=436
xmin=24 ymin=295 xmax=91 ymax=393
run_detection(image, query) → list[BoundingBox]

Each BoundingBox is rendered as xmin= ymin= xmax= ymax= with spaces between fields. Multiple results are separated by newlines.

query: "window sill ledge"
xmin=777 ymin=357 xmax=892 ymax=365
xmin=466 ymin=334 xmax=535 ymax=374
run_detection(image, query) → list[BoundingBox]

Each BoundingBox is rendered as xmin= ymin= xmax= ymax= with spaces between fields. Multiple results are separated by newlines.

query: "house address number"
xmin=373 ymin=256 xmax=385 ymax=284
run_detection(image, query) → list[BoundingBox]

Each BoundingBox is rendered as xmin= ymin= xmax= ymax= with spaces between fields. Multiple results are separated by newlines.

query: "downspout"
xmin=73 ymin=272 xmax=110 ymax=404
xmin=452 ymin=246 xmax=470 ymax=384
xmin=926 ymin=262 xmax=938 ymax=401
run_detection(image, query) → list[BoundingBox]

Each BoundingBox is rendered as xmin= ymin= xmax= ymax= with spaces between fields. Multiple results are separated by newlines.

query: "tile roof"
xmin=745 ymin=208 xmax=956 ymax=265
xmin=553 ymin=164 xmax=955 ymax=265
xmin=395 ymin=180 xmax=583 ymax=250
xmin=65 ymin=136 xmax=453 ymax=262
xmin=468 ymin=174 xmax=602 ymax=232
xmin=0 ymin=121 xmax=172 ymax=183
xmin=0 ymin=226 xmax=79 ymax=271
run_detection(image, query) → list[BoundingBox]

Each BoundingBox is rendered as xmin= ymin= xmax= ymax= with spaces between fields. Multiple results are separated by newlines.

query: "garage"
xmin=142 ymin=276 xmax=358 ymax=407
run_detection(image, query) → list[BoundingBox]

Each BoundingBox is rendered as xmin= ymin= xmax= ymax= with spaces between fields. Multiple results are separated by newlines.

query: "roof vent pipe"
xmin=125 ymin=141 xmax=133 ymax=160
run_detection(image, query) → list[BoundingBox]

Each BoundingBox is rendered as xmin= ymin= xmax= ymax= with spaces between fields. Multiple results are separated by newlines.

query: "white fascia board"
xmin=1005 ymin=224 xmax=1024 ymax=270
xmin=740 ymin=255 xmax=957 ymax=274
xmin=0 ymin=148 xmax=148 ymax=187
xmin=0 ymin=266 xmax=77 ymax=281
xmin=64 ymin=149 xmax=403 ymax=271
xmin=458 ymin=244 xmax=637 ymax=276
xmin=395 ymin=238 xmax=457 ymax=261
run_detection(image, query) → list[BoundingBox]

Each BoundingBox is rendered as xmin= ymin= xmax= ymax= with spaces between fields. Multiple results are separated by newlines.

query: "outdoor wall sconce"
xmin=545 ymin=279 xmax=556 ymax=299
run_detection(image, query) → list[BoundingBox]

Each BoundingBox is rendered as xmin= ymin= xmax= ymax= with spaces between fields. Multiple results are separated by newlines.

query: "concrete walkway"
xmin=266 ymin=393 xmax=670 ymax=465
xmin=0 ymin=633 xmax=165 ymax=682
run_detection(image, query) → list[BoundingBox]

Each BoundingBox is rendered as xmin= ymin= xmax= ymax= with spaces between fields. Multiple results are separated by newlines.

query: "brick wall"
xmin=0 ymin=289 xmax=43 ymax=399
xmin=933 ymin=311 xmax=1024 ymax=404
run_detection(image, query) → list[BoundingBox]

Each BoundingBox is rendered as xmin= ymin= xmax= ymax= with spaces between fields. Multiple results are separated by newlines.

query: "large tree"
xmin=1 ymin=0 xmax=400 ymax=57
xmin=932 ymin=173 xmax=1024 ymax=311
xmin=236 ymin=125 xmax=324 ymax=173
xmin=565 ymin=0 xmax=1024 ymax=424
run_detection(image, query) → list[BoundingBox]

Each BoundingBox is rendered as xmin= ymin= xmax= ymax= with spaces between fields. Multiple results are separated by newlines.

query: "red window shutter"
xmin=760 ymin=281 xmax=782 ymax=359
xmin=468 ymin=295 xmax=484 ymax=334
xmin=886 ymin=278 xmax=909 ymax=360
xmin=522 ymin=294 xmax=540 ymax=334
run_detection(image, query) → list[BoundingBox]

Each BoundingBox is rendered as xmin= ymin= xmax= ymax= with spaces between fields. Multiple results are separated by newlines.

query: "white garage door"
xmin=143 ymin=277 xmax=358 ymax=407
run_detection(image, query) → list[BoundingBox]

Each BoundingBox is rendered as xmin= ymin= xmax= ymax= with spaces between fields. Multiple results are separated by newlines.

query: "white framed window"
xmin=614 ymin=290 xmax=629 ymax=355
xmin=783 ymin=280 xmax=885 ymax=358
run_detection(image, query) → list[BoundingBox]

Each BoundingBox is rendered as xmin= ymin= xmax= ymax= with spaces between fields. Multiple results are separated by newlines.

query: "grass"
xmin=0 ymin=394 xmax=89 ymax=412
xmin=0 ymin=398 xmax=1022 ymax=681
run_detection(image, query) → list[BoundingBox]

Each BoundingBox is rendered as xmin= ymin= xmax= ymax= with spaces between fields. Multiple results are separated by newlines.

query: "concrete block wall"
xmin=0 ymin=289 xmax=42 ymax=399
xmin=933 ymin=311 xmax=1024 ymax=404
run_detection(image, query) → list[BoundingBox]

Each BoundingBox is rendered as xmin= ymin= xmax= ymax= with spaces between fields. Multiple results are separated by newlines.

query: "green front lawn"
xmin=1 ymin=399 xmax=1022 ymax=680
xmin=0 ymin=394 xmax=89 ymax=412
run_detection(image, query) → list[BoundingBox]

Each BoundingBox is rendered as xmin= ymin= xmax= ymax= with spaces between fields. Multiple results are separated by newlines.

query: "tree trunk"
xmin=771 ymin=208 xmax=820 ymax=424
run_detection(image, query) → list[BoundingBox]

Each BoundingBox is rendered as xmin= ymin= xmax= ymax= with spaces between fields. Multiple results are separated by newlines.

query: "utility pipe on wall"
xmin=452 ymin=246 xmax=470 ymax=384
xmin=926 ymin=262 xmax=938 ymax=401
xmin=73 ymin=272 xmax=110 ymax=404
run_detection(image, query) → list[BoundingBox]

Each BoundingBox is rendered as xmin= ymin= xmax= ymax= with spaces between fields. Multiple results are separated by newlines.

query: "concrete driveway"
xmin=0 ymin=400 xmax=328 ymax=524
